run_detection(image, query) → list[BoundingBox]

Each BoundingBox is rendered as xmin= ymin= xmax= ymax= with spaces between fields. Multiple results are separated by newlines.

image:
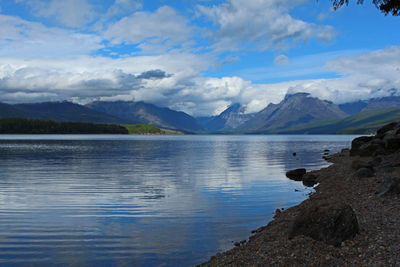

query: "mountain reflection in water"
xmin=0 ymin=134 xmax=356 ymax=266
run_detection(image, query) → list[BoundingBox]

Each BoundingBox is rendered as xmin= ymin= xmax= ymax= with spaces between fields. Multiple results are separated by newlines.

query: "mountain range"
xmin=196 ymin=103 xmax=255 ymax=131
xmin=239 ymin=93 xmax=348 ymax=132
xmin=0 ymin=101 xmax=124 ymax=124
xmin=197 ymin=94 xmax=400 ymax=133
xmin=1 ymin=93 xmax=400 ymax=134
xmin=86 ymin=101 xmax=204 ymax=132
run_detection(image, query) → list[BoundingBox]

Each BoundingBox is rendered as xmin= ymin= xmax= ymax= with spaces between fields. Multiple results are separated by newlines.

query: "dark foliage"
xmin=331 ymin=0 xmax=400 ymax=15
xmin=0 ymin=118 xmax=128 ymax=134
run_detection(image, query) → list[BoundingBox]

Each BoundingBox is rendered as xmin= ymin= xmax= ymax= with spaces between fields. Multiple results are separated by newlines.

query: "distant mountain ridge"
xmin=0 ymin=100 xmax=204 ymax=132
xmin=338 ymin=96 xmax=400 ymax=115
xmin=0 ymin=102 xmax=27 ymax=118
xmin=86 ymin=101 xmax=204 ymax=132
xmin=1 ymin=92 xmax=400 ymax=134
xmin=270 ymin=107 xmax=400 ymax=134
xmin=240 ymin=93 xmax=348 ymax=132
xmin=196 ymin=103 xmax=255 ymax=131
xmin=197 ymin=93 xmax=400 ymax=134
xmin=0 ymin=101 xmax=124 ymax=124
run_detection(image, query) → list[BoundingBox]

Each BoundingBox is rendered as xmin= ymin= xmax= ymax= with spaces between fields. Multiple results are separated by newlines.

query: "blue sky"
xmin=0 ymin=0 xmax=398 ymax=116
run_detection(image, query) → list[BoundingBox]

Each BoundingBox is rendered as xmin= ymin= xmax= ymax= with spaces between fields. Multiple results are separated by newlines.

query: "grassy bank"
xmin=123 ymin=124 xmax=183 ymax=135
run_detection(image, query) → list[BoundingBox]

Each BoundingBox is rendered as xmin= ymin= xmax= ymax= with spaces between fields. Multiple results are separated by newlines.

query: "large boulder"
xmin=353 ymin=167 xmax=374 ymax=178
xmin=288 ymin=201 xmax=359 ymax=246
xmin=286 ymin=168 xmax=306 ymax=181
xmin=368 ymin=156 xmax=383 ymax=167
xmin=376 ymin=122 xmax=398 ymax=137
xmin=351 ymin=159 xmax=372 ymax=170
xmin=357 ymin=142 xmax=385 ymax=157
xmin=385 ymin=136 xmax=400 ymax=152
xmin=302 ymin=173 xmax=318 ymax=187
xmin=376 ymin=177 xmax=400 ymax=196
xmin=350 ymin=136 xmax=374 ymax=156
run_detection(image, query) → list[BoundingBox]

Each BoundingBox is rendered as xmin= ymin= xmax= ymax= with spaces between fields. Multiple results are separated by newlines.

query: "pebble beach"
xmin=201 ymin=123 xmax=400 ymax=266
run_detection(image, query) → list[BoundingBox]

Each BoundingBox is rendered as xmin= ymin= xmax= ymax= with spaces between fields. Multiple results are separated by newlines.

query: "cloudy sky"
xmin=0 ymin=0 xmax=398 ymax=116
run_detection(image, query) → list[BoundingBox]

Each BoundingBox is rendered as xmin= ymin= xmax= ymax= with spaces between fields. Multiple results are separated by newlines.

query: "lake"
xmin=0 ymin=134 xmax=356 ymax=266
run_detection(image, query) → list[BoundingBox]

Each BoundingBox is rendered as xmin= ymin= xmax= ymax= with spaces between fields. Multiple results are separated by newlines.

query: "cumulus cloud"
xmin=0 ymin=47 xmax=399 ymax=116
xmin=0 ymin=53 xmax=209 ymax=109
xmin=0 ymin=0 xmax=398 ymax=118
xmin=274 ymin=54 xmax=289 ymax=65
xmin=196 ymin=0 xmax=336 ymax=51
xmin=277 ymin=46 xmax=400 ymax=104
xmin=15 ymin=0 xmax=97 ymax=28
xmin=0 ymin=15 xmax=103 ymax=58
xmin=103 ymin=6 xmax=194 ymax=51
xmin=104 ymin=0 xmax=143 ymax=18
xmin=136 ymin=69 xmax=172 ymax=80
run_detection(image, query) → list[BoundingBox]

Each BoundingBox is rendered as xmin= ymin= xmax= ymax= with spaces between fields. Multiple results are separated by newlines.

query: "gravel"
xmin=199 ymin=149 xmax=400 ymax=266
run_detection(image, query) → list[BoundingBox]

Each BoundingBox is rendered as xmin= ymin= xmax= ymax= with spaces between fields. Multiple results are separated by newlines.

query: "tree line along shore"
xmin=0 ymin=118 xmax=182 ymax=135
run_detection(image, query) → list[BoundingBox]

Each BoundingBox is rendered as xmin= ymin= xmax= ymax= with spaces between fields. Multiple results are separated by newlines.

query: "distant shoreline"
xmin=0 ymin=118 xmax=184 ymax=135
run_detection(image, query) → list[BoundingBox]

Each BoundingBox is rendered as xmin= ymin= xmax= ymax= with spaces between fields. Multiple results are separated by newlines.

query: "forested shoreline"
xmin=0 ymin=118 xmax=128 ymax=134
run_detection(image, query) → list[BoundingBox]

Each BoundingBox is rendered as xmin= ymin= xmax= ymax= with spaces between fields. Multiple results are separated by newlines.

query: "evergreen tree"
xmin=331 ymin=0 xmax=400 ymax=15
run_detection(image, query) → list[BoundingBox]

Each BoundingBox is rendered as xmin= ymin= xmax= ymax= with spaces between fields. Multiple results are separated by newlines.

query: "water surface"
xmin=0 ymin=135 xmax=356 ymax=266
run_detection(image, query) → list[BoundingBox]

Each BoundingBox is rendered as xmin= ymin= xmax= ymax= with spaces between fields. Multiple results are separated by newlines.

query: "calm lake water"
xmin=0 ymin=134 xmax=356 ymax=266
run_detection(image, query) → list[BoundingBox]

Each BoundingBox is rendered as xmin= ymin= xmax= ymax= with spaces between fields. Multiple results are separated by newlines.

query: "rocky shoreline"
xmin=200 ymin=122 xmax=400 ymax=266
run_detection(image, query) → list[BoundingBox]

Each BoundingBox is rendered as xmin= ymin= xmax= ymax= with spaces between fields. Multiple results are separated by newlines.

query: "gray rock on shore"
xmin=288 ymin=201 xmax=359 ymax=246
xmin=350 ymin=122 xmax=400 ymax=157
xmin=285 ymin=168 xmax=306 ymax=181
xmin=376 ymin=177 xmax=400 ymax=196
xmin=353 ymin=167 xmax=374 ymax=178
xmin=302 ymin=173 xmax=318 ymax=187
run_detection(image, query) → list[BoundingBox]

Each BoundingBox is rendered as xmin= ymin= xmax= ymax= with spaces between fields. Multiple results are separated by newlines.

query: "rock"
xmin=288 ymin=201 xmax=359 ymax=246
xmin=383 ymin=130 xmax=397 ymax=139
xmin=351 ymin=159 xmax=372 ymax=170
xmin=286 ymin=168 xmax=306 ymax=181
xmin=357 ymin=142 xmax=384 ymax=157
xmin=371 ymin=138 xmax=386 ymax=146
xmin=234 ymin=241 xmax=240 ymax=247
xmin=376 ymin=122 xmax=398 ymax=136
xmin=350 ymin=136 xmax=374 ymax=156
xmin=373 ymin=146 xmax=387 ymax=156
xmin=368 ymin=156 xmax=383 ymax=167
xmin=353 ymin=167 xmax=374 ymax=178
xmin=385 ymin=136 xmax=400 ymax=152
xmin=376 ymin=177 xmax=400 ymax=196
xmin=324 ymin=149 xmax=330 ymax=152
xmin=274 ymin=208 xmax=281 ymax=218
xmin=302 ymin=173 xmax=318 ymax=187
xmin=375 ymin=166 xmax=396 ymax=173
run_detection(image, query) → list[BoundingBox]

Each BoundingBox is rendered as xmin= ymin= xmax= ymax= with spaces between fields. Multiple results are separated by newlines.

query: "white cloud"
xmin=15 ymin=0 xmax=97 ymax=28
xmin=103 ymin=6 xmax=194 ymax=51
xmin=105 ymin=0 xmax=143 ymax=18
xmin=197 ymin=0 xmax=336 ymax=51
xmin=0 ymin=15 xmax=103 ymax=58
xmin=0 ymin=53 xmax=210 ymax=109
xmin=1 ymin=46 xmax=400 ymax=116
xmin=274 ymin=54 xmax=289 ymax=65
xmin=0 ymin=0 xmax=398 ymax=120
